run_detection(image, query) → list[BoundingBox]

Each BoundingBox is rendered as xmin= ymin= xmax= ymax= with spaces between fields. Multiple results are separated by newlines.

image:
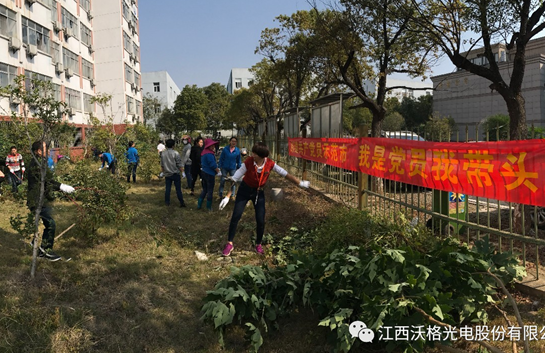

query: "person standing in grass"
xmin=126 ymin=141 xmax=139 ymax=183
xmin=5 ymin=146 xmax=25 ymax=193
xmin=181 ymin=135 xmax=192 ymax=189
xmin=98 ymin=152 xmax=116 ymax=174
xmin=189 ymin=137 xmax=204 ymax=196
xmin=161 ymin=139 xmax=186 ymax=208
xmin=219 ymin=142 xmax=310 ymax=256
xmin=27 ymin=141 xmax=75 ymax=261
xmin=197 ymin=138 xmax=221 ymax=211
xmin=218 ymin=137 xmax=241 ymax=199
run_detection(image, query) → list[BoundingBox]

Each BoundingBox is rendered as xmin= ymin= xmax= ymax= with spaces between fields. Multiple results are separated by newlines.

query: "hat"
xmin=203 ymin=138 xmax=219 ymax=150
xmin=182 ymin=135 xmax=192 ymax=143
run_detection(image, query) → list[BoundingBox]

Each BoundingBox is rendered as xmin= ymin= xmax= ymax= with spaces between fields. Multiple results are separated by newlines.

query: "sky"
xmin=138 ymin=0 xmax=456 ymax=89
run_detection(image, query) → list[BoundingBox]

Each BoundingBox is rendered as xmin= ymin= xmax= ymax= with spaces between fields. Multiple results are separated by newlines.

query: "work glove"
xmin=216 ymin=171 xmax=222 ymax=177
xmin=219 ymin=197 xmax=230 ymax=210
xmin=182 ymin=172 xmax=186 ymax=179
xmin=60 ymin=184 xmax=75 ymax=193
xmin=159 ymin=172 xmax=164 ymax=178
xmin=299 ymin=180 xmax=310 ymax=188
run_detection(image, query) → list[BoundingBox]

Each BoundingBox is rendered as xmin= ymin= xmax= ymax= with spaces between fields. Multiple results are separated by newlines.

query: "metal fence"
xmin=238 ymin=126 xmax=545 ymax=280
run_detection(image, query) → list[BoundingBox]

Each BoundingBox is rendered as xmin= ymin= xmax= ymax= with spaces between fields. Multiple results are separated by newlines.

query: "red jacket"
xmin=243 ymin=157 xmax=275 ymax=189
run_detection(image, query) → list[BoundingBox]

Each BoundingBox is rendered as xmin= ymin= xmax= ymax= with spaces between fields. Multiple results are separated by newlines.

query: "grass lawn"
xmin=0 ymin=176 xmax=334 ymax=353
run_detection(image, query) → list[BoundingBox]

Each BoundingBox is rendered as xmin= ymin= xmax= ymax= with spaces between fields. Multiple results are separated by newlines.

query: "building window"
xmin=134 ymin=72 xmax=140 ymax=87
xmin=125 ymin=64 xmax=133 ymax=83
xmin=51 ymin=1 xmax=58 ymax=22
xmin=63 ymin=49 xmax=79 ymax=72
xmin=22 ymin=17 xmax=51 ymax=54
xmin=133 ymin=42 xmax=139 ymax=60
xmin=0 ymin=5 xmax=17 ymax=38
xmin=0 ymin=63 xmax=17 ymax=88
xmin=61 ymin=7 xmax=78 ymax=37
xmin=38 ymin=0 xmax=53 ymax=8
xmin=53 ymin=83 xmax=61 ymax=102
xmin=122 ymin=1 xmax=130 ymax=20
xmin=154 ymin=104 xmax=161 ymax=114
xmin=235 ymin=78 xmax=242 ymax=89
xmin=126 ymin=95 xmax=134 ymax=113
xmin=51 ymin=41 xmax=60 ymax=64
xmin=24 ymin=71 xmax=52 ymax=92
xmin=153 ymin=82 xmax=160 ymax=92
xmin=80 ymin=23 xmax=91 ymax=46
xmin=84 ymin=93 xmax=93 ymax=113
xmin=65 ymin=87 xmax=81 ymax=109
xmin=123 ymin=31 xmax=132 ymax=53
xmin=82 ymin=58 xmax=93 ymax=79
xmin=80 ymin=0 xmax=90 ymax=13
xmin=136 ymin=100 xmax=141 ymax=116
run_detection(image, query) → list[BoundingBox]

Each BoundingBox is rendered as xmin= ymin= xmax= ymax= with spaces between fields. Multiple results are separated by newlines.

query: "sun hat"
xmin=203 ymin=138 xmax=219 ymax=150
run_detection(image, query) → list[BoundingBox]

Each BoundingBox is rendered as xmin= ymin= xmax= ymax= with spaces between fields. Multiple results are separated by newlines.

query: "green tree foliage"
xmin=225 ymin=88 xmax=265 ymax=137
xmin=398 ymin=95 xmax=433 ymax=129
xmin=342 ymin=98 xmax=372 ymax=135
xmin=203 ymin=83 xmax=231 ymax=134
xmin=174 ymin=85 xmax=208 ymax=133
xmin=424 ymin=115 xmax=457 ymax=141
xmin=481 ymin=114 xmax=510 ymax=141
xmin=142 ymin=93 xmax=163 ymax=127
xmin=382 ymin=111 xmax=405 ymax=131
xmin=156 ymin=108 xmax=179 ymax=138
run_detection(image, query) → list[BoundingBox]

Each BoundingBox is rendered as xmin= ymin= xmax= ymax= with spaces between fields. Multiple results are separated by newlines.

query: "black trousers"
xmin=228 ymin=182 xmax=266 ymax=245
xmin=30 ymin=206 xmax=56 ymax=250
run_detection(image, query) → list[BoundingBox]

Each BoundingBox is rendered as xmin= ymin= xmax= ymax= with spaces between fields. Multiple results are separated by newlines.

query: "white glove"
xmin=182 ymin=172 xmax=186 ymax=178
xmin=98 ymin=167 xmax=102 ymax=171
xmin=219 ymin=196 xmax=230 ymax=210
xmin=60 ymin=183 xmax=75 ymax=193
xmin=159 ymin=172 xmax=164 ymax=178
xmin=217 ymin=171 xmax=222 ymax=177
xmin=105 ymin=164 xmax=109 ymax=168
xmin=299 ymin=180 xmax=310 ymax=188
xmin=21 ymin=167 xmax=25 ymax=173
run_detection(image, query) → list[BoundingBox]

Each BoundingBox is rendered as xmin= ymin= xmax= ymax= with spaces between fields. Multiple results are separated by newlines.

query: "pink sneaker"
xmin=255 ymin=244 xmax=264 ymax=255
xmin=222 ymin=243 xmax=233 ymax=257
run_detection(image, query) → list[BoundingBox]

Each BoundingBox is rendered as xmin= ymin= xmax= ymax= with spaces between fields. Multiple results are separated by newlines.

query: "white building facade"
xmin=0 ymin=0 xmax=142 ymax=128
xmin=226 ymin=68 xmax=253 ymax=94
xmin=142 ymin=70 xmax=180 ymax=111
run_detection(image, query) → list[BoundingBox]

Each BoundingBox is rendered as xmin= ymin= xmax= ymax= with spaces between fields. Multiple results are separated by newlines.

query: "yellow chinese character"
xmin=309 ymin=142 xmax=316 ymax=158
xmin=462 ymin=150 xmax=494 ymax=187
xmin=371 ymin=145 xmax=386 ymax=171
xmin=500 ymin=153 xmax=538 ymax=192
xmin=323 ymin=143 xmax=331 ymax=159
xmin=329 ymin=143 xmax=339 ymax=162
xmin=388 ymin=146 xmax=406 ymax=175
xmin=431 ymin=149 xmax=459 ymax=184
xmin=359 ymin=144 xmax=370 ymax=168
xmin=339 ymin=145 xmax=348 ymax=163
xmin=409 ymin=149 xmax=428 ymax=178
xmin=316 ymin=142 xmax=323 ymax=158
xmin=303 ymin=142 xmax=309 ymax=156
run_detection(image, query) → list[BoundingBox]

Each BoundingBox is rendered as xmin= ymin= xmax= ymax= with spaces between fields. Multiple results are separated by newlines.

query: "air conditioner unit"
xmin=128 ymin=53 xmax=134 ymax=62
xmin=55 ymin=62 xmax=64 ymax=74
xmin=26 ymin=44 xmax=38 ymax=58
xmin=65 ymin=68 xmax=74 ymax=78
xmin=64 ymin=27 xmax=73 ymax=39
xmin=10 ymin=97 xmax=21 ymax=106
xmin=129 ymin=82 xmax=135 ymax=91
xmin=129 ymin=20 xmax=135 ymax=30
xmin=67 ymin=107 xmax=76 ymax=116
xmin=88 ymin=45 xmax=94 ymax=53
xmin=53 ymin=21 xmax=62 ymax=32
xmin=131 ymin=0 xmax=136 ymax=5
xmin=8 ymin=37 xmax=21 ymax=53
xmin=26 ymin=0 xmax=36 ymax=5
xmin=87 ymin=11 xmax=93 ymax=20
xmin=90 ymin=79 xmax=96 ymax=87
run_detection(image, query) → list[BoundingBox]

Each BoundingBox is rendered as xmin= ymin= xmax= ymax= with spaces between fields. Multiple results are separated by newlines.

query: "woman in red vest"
xmin=220 ymin=142 xmax=310 ymax=256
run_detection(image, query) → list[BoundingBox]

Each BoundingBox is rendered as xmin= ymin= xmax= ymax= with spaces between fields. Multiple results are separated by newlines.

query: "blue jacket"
xmin=126 ymin=147 xmax=139 ymax=164
xmin=218 ymin=146 xmax=241 ymax=171
xmin=101 ymin=153 xmax=115 ymax=168
xmin=201 ymin=153 xmax=218 ymax=176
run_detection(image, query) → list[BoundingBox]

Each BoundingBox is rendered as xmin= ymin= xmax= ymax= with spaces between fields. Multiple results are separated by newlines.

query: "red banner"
xmin=288 ymin=137 xmax=545 ymax=207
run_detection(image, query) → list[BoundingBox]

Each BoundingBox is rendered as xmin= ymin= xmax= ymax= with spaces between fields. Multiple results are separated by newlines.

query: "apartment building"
xmin=226 ymin=68 xmax=253 ymax=94
xmin=141 ymin=70 xmax=180 ymax=128
xmin=431 ymin=38 xmax=545 ymax=139
xmin=0 ymin=0 xmax=142 ymax=128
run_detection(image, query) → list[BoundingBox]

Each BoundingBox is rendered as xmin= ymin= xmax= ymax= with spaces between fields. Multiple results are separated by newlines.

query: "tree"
xmin=397 ymin=95 xmax=433 ymax=130
xmin=423 ymin=115 xmax=457 ymax=142
xmin=412 ymin=0 xmax=545 ymax=141
xmin=1 ymin=75 xmax=66 ymax=278
xmin=173 ymin=85 xmax=208 ymax=133
xmin=382 ymin=111 xmax=405 ymax=131
xmin=482 ymin=114 xmax=510 ymax=141
xmin=203 ymin=83 xmax=230 ymax=134
xmin=142 ymin=93 xmax=163 ymax=127
xmin=225 ymin=88 xmax=265 ymax=138
xmin=155 ymin=108 xmax=179 ymax=138
xmin=308 ymin=4 xmax=436 ymax=137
